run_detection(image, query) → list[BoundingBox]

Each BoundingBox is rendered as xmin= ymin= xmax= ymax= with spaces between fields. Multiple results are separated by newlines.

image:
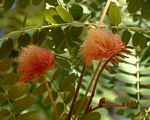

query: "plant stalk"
xmin=67 ymin=65 xmax=86 ymax=120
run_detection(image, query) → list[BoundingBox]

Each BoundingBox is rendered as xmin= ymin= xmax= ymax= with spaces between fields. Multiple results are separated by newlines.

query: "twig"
xmin=99 ymin=0 xmax=112 ymax=25
xmin=73 ymin=62 xmax=101 ymax=120
xmin=67 ymin=65 xmax=86 ymax=120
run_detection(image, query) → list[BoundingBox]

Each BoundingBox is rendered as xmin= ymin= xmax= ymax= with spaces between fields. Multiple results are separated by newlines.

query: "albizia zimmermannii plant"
xmin=17 ymin=45 xmax=60 ymax=119
xmin=17 ymin=45 xmax=56 ymax=81
xmin=68 ymin=28 xmax=133 ymax=120
xmin=82 ymin=29 xmax=127 ymax=65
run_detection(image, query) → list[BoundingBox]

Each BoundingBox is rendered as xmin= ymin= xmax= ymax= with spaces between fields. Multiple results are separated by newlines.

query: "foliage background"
xmin=0 ymin=0 xmax=150 ymax=120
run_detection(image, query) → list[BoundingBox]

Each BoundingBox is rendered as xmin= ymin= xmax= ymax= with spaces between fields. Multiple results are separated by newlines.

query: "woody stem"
xmin=67 ymin=65 xmax=86 ymax=120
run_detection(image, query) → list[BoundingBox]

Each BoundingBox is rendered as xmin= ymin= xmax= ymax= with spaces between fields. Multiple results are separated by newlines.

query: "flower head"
xmin=82 ymin=29 xmax=126 ymax=65
xmin=17 ymin=45 xmax=56 ymax=81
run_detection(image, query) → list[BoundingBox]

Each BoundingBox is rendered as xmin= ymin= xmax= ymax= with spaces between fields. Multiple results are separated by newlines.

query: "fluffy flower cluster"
xmin=17 ymin=45 xmax=56 ymax=81
xmin=82 ymin=29 xmax=125 ymax=65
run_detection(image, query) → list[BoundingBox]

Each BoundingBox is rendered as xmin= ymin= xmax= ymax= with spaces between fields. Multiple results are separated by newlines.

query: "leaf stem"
xmin=67 ymin=65 xmax=86 ymax=120
xmin=136 ymin=54 xmax=141 ymax=111
xmin=44 ymin=74 xmax=59 ymax=120
xmin=73 ymin=62 xmax=101 ymax=120
xmin=83 ymin=57 xmax=113 ymax=118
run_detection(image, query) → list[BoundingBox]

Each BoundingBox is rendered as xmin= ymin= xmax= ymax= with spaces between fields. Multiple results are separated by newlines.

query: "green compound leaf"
xmin=121 ymin=29 xmax=131 ymax=45
xmin=17 ymin=0 xmax=30 ymax=8
xmin=141 ymin=0 xmax=150 ymax=20
xmin=69 ymin=4 xmax=83 ymax=19
xmin=32 ymin=0 xmax=42 ymax=5
xmin=8 ymin=83 xmax=31 ymax=100
xmin=0 ymin=58 xmax=13 ymax=71
xmin=0 ymin=38 xmax=13 ymax=60
xmin=44 ymin=8 xmax=59 ymax=24
xmin=4 ymin=0 xmax=15 ymax=11
xmin=108 ymin=3 xmax=121 ymax=26
xmin=16 ymin=111 xmax=39 ymax=120
xmin=0 ymin=109 xmax=10 ymax=120
xmin=83 ymin=112 xmax=101 ymax=120
xmin=12 ymin=96 xmax=35 ymax=114
xmin=127 ymin=0 xmax=144 ymax=13
xmin=56 ymin=6 xmax=74 ymax=23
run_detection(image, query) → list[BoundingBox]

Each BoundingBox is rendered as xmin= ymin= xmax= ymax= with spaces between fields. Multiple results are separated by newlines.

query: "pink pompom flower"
xmin=17 ymin=45 xmax=56 ymax=81
xmin=82 ymin=29 xmax=126 ymax=65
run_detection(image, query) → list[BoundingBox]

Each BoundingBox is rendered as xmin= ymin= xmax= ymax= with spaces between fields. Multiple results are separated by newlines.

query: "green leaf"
xmin=0 ymin=58 xmax=13 ymax=71
xmin=44 ymin=8 xmax=59 ymax=24
xmin=32 ymin=0 xmax=42 ymax=5
xmin=4 ymin=0 xmax=15 ymax=11
xmin=43 ymin=91 xmax=58 ymax=106
xmin=140 ymin=67 xmax=150 ymax=75
xmin=59 ymin=74 xmax=77 ymax=91
xmin=75 ymin=0 xmax=83 ymax=2
xmin=0 ymin=109 xmax=9 ymax=120
xmin=117 ymin=86 xmax=137 ymax=95
xmin=18 ymin=33 xmax=30 ymax=48
xmin=141 ymin=99 xmax=150 ymax=107
xmin=32 ymin=29 xmax=46 ymax=45
xmin=0 ymin=92 xmax=7 ymax=104
xmin=0 ymin=73 xmax=19 ymax=85
xmin=12 ymin=96 xmax=35 ymax=114
xmin=72 ymin=21 xmax=84 ymax=27
xmin=121 ymin=30 xmax=131 ymax=45
xmin=127 ymin=0 xmax=144 ymax=13
xmin=132 ymin=32 xmax=141 ymax=47
xmin=16 ymin=111 xmax=39 ymax=120
xmin=56 ymin=6 xmax=74 ymax=23
xmin=0 ymin=38 xmax=13 ymax=60
xmin=8 ymin=83 xmax=31 ymax=100
xmin=108 ymin=3 xmax=121 ymax=26
xmin=140 ymin=88 xmax=150 ymax=96
xmin=46 ymin=0 xmax=58 ymax=6
xmin=56 ymin=102 xmax=64 ymax=116
xmin=32 ymin=82 xmax=47 ymax=95
xmin=140 ymin=76 xmax=150 ymax=85
xmin=141 ymin=0 xmax=150 ymax=20
xmin=51 ymin=27 xmax=65 ymax=52
xmin=83 ymin=112 xmax=101 ymax=120
xmin=63 ymin=0 xmax=70 ymax=3
xmin=69 ymin=4 xmax=83 ymax=19
xmin=119 ymin=63 xmax=137 ymax=74
xmin=115 ymin=73 xmax=137 ymax=84
xmin=17 ymin=0 xmax=30 ymax=8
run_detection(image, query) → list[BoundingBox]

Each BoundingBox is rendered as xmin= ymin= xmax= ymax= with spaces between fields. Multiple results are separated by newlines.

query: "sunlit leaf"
xmin=56 ymin=6 xmax=74 ymax=23
xmin=8 ymin=83 xmax=31 ymax=100
xmin=108 ymin=3 xmax=121 ymax=26
xmin=83 ymin=112 xmax=101 ymax=120
xmin=12 ymin=96 xmax=35 ymax=114
xmin=16 ymin=111 xmax=39 ymax=120
xmin=140 ymin=88 xmax=150 ymax=96
xmin=115 ymin=73 xmax=137 ymax=84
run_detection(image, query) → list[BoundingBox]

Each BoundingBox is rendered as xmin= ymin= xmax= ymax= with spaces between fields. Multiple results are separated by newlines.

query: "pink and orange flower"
xmin=17 ymin=45 xmax=56 ymax=81
xmin=82 ymin=29 xmax=126 ymax=65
